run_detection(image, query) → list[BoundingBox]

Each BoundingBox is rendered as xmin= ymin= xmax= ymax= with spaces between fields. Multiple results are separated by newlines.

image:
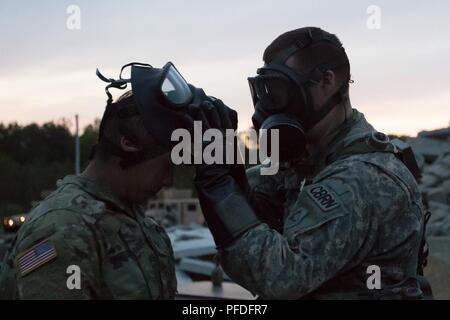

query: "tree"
xmin=79 ymin=118 xmax=100 ymax=169
xmin=0 ymin=121 xmax=74 ymax=217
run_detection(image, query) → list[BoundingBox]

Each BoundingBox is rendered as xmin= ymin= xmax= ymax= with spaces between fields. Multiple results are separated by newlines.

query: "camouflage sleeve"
xmin=246 ymin=164 xmax=287 ymax=231
xmin=221 ymin=159 xmax=397 ymax=299
xmin=14 ymin=209 xmax=102 ymax=299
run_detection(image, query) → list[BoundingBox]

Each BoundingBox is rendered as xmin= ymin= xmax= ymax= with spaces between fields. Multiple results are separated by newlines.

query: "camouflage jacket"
xmin=0 ymin=175 xmax=176 ymax=299
xmin=221 ymin=109 xmax=425 ymax=299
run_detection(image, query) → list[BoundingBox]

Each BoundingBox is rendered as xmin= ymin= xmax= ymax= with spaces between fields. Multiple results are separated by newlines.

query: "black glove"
xmin=191 ymin=99 xmax=261 ymax=248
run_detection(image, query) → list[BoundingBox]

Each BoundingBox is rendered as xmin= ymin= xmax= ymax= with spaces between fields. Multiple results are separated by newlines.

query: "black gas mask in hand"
xmin=96 ymin=61 xmax=212 ymax=168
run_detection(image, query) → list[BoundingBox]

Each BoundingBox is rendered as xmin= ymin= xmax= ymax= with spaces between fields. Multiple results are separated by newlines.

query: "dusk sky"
xmin=1 ymin=0 xmax=449 ymax=136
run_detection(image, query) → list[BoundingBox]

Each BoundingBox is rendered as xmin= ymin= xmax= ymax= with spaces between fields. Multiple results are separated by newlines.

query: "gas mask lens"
xmin=248 ymin=74 xmax=291 ymax=111
xmin=161 ymin=63 xmax=193 ymax=107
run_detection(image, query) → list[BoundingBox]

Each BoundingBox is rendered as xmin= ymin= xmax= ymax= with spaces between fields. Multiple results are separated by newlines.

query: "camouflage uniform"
xmin=0 ymin=175 xmax=176 ymax=299
xmin=220 ymin=109 xmax=425 ymax=299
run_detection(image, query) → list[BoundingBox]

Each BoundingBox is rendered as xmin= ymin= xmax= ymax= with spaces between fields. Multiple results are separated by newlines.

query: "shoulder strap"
xmin=327 ymin=131 xmax=397 ymax=163
xmin=328 ymin=131 xmax=422 ymax=182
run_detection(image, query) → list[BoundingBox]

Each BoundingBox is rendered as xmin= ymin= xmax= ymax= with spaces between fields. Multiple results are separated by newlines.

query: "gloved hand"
xmin=190 ymin=98 xmax=261 ymax=248
xmin=192 ymin=98 xmax=249 ymax=190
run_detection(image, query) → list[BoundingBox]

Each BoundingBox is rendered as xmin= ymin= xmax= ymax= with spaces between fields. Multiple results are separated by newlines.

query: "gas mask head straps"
xmin=249 ymin=27 xmax=351 ymax=162
xmin=262 ymin=27 xmax=350 ymax=130
xmin=92 ymin=62 xmax=172 ymax=169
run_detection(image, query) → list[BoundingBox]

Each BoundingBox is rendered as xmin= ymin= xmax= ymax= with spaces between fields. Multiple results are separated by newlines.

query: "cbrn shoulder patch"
xmin=306 ymin=185 xmax=340 ymax=212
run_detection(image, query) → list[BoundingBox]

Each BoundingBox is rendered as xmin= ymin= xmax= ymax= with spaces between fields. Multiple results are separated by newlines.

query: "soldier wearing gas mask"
xmin=194 ymin=27 xmax=432 ymax=299
xmin=0 ymin=62 xmax=198 ymax=299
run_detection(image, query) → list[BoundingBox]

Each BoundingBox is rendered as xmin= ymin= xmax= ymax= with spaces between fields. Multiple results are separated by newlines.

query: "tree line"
xmin=0 ymin=120 xmax=99 ymax=218
xmin=0 ymin=119 xmax=260 ymax=220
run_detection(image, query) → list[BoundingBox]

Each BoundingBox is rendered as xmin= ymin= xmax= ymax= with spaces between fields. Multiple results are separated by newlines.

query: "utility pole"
xmin=75 ymin=114 xmax=80 ymax=175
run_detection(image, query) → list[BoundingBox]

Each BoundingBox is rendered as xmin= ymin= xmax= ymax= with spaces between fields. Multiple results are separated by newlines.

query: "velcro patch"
xmin=16 ymin=240 xmax=58 ymax=277
xmin=306 ymin=185 xmax=340 ymax=212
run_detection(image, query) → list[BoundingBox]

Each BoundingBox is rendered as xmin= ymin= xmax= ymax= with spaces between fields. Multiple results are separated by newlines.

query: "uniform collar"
xmin=291 ymin=109 xmax=375 ymax=176
xmin=322 ymin=109 xmax=375 ymax=163
xmin=57 ymin=174 xmax=138 ymax=217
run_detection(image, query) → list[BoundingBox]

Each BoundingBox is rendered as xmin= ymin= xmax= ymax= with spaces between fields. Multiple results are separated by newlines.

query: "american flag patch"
xmin=17 ymin=240 xmax=58 ymax=276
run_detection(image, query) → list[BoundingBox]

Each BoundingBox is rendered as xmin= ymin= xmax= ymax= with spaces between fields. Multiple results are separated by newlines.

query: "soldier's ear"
xmin=320 ymin=70 xmax=338 ymax=98
xmin=321 ymin=70 xmax=335 ymax=88
xmin=120 ymin=136 xmax=142 ymax=153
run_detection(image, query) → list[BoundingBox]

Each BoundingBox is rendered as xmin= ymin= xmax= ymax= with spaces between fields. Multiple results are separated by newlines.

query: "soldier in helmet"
xmin=0 ymin=62 xmax=197 ymax=299
xmin=194 ymin=27 xmax=431 ymax=299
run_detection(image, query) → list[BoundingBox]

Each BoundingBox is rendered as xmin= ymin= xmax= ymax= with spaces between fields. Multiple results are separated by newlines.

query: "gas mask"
xmin=248 ymin=28 xmax=350 ymax=161
xmin=96 ymin=61 xmax=209 ymax=168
